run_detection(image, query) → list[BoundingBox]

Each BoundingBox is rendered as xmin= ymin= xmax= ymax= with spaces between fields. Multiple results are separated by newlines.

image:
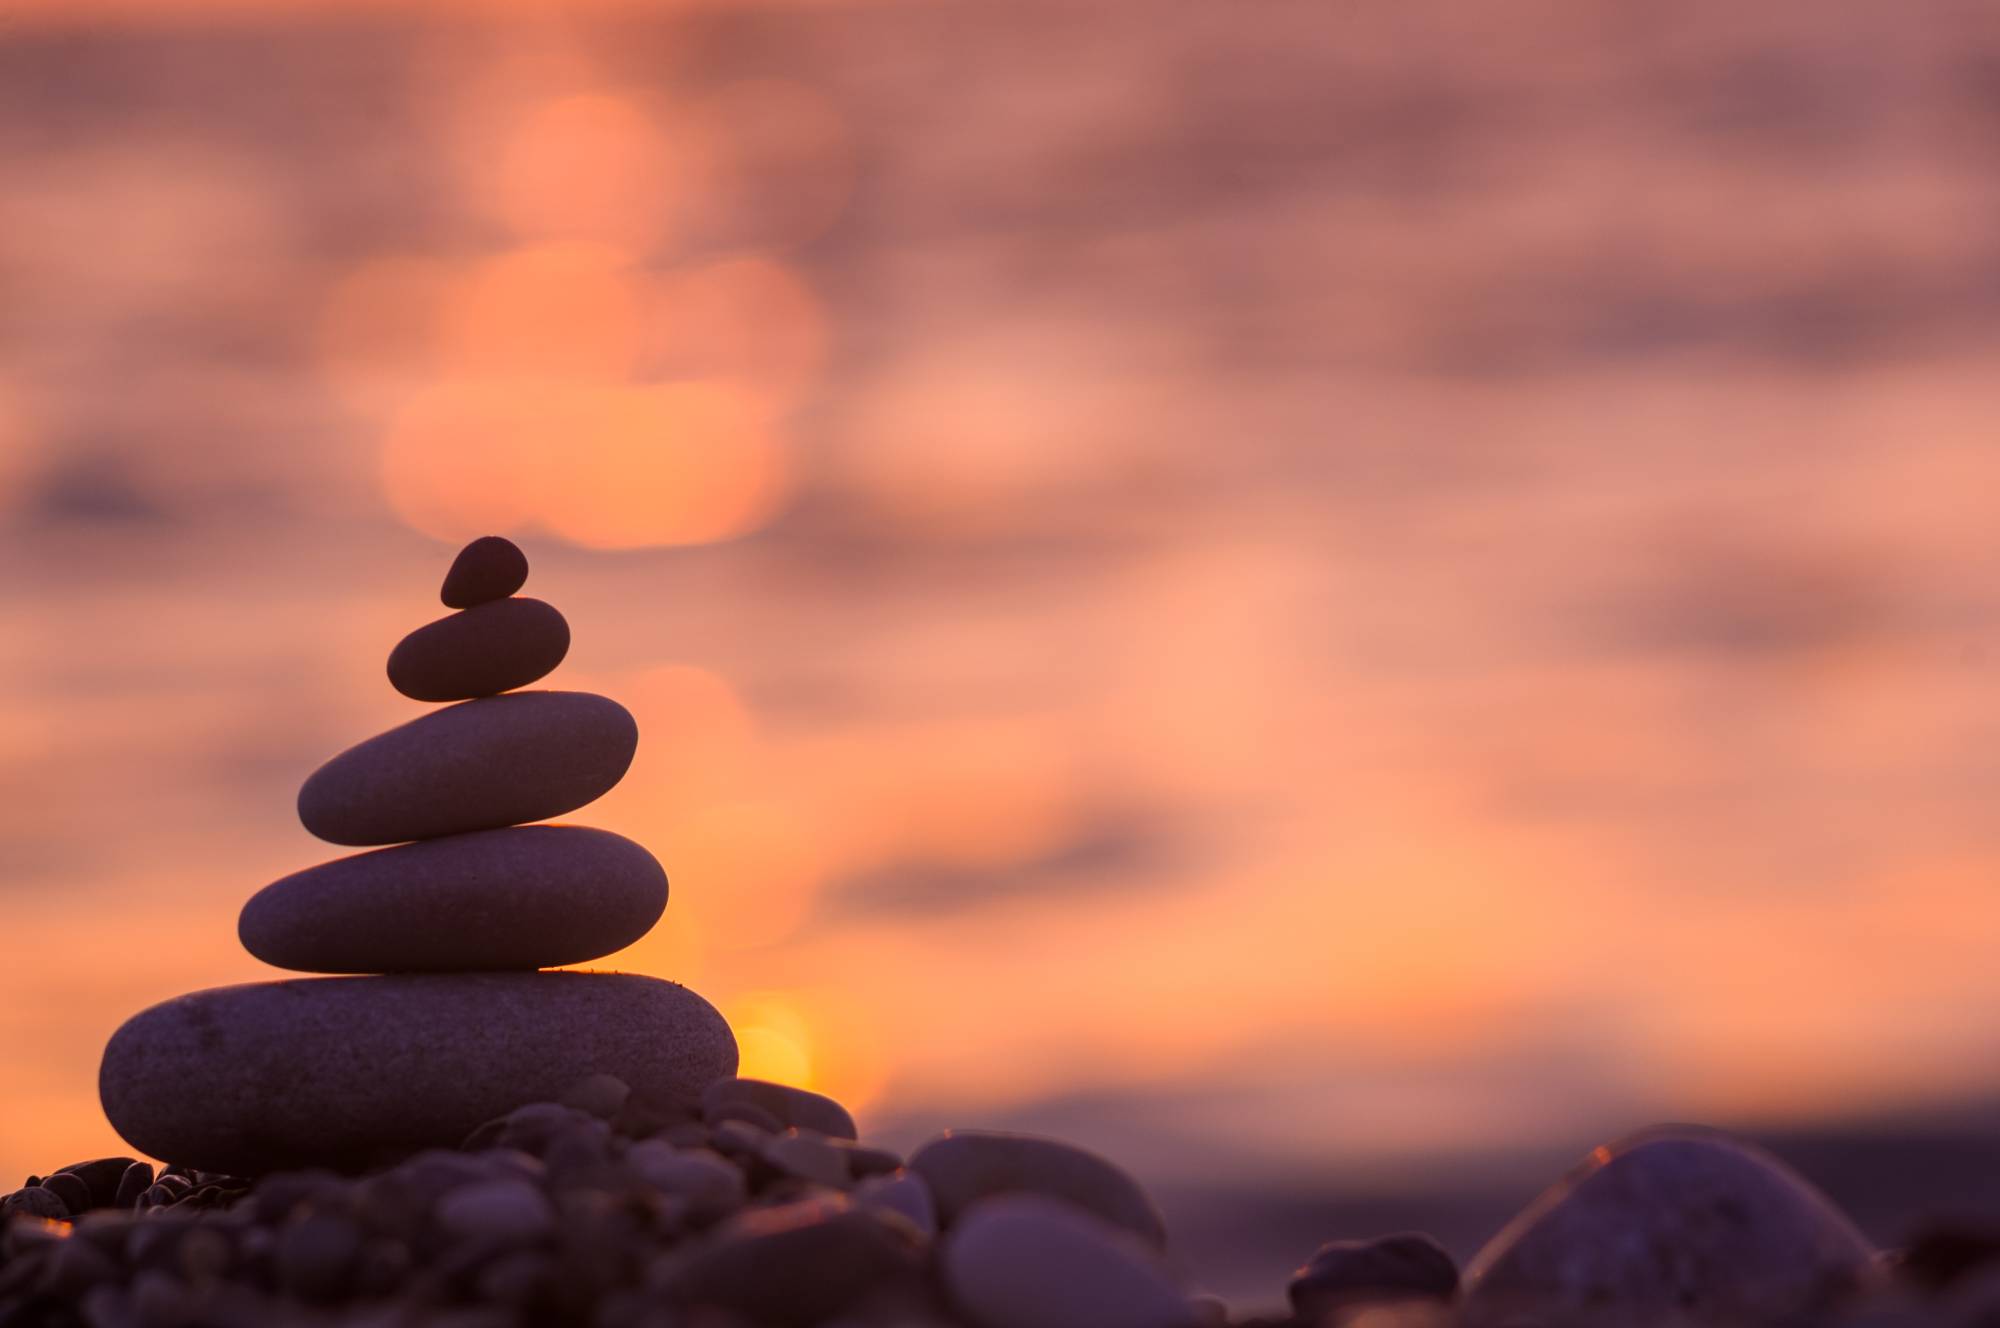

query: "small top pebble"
xmin=440 ymin=536 xmax=529 ymax=608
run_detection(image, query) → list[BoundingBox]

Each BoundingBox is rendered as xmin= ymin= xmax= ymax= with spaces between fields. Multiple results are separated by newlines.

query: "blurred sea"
xmin=6 ymin=0 xmax=2000 ymax=1311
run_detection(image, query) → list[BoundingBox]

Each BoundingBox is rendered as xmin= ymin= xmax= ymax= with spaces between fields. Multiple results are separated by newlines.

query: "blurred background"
xmin=5 ymin=0 xmax=2000 ymax=1310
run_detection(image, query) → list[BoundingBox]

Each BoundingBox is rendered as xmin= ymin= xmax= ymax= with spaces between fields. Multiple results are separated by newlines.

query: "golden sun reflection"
xmin=535 ymin=381 xmax=787 ymax=549
xmin=380 ymin=378 xmax=787 ymax=547
xmin=718 ymin=990 xmax=889 ymax=1114
xmin=671 ymin=800 xmax=824 ymax=951
xmin=729 ymin=995 xmax=816 ymax=1089
xmin=438 ymin=244 xmax=643 ymax=381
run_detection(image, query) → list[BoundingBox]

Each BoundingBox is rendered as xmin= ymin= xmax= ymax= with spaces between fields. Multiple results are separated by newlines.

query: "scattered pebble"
xmin=704 ymin=1076 xmax=860 ymax=1140
xmin=434 ymin=1178 xmax=555 ymax=1245
xmin=52 ymin=1158 xmax=136 ymax=1209
xmin=560 ymin=1073 xmax=632 ymax=1121
xmin=1 ymin=1188 xmax=65 ymax=1222
xmin=35 ymin=1172 xmax=89 ymax=1218
xmin=911 ymin=1130 xmax=1168 ymax=1248
xmin=855 ymin=1171 xmax=938 ymax=1238
xmin=276 ymin=1211 xmax=363 ymax=1301
xmin=655 ymin=1195 xmax=925 ymax=1327
xmin=942 ymin=1194 xmax=1197 ymax=1328
xmin=0 ymin=1106 xmax=1953 ymax=1327
xmin=112 ymin=1161 xmax=153 ymax=1209
xmin=705 ymin=1097 xmax=786 ymax=1134
xmin=765 ymin=1129 xmax=854 ymax=1188
xmin=1460 ymin=1125 xmax=1881 ymax=1328
xmin=1290 ymin=1231 xmax=1459 ymax=1317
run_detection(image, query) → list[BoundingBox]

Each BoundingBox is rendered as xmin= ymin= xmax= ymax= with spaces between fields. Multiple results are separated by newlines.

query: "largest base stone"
xmin=100 ymin=973 xmax=736 ymax=1175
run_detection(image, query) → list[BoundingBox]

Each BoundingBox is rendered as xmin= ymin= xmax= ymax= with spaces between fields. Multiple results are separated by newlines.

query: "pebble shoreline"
xmin=6 ymin=1087 xmax=2000 ymax=1328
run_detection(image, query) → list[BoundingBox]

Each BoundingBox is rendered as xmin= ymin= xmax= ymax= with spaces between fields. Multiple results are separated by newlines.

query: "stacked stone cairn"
xmin=98 ymin=535 xmax=737 ymax=1175
xmin=0 ymin=547 xmax=1981 ymax=1326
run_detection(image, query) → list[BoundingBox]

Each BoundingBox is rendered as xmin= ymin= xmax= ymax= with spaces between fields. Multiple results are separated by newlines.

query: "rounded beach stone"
xmin=297 ymin=691 xmax=638 ymax=846
xmin=1289 ymin=1232 xmax=1459 ymax=1317
xmin=1460 ymin=1126 xmax=1880 ymax=1328
xmin=38 ymin=1171 xmax=91 ymax=1216
xmin=435 ymin=1179 xmax=554 ymax=1245
xmin=909 ymin=1131 xmax=1166 ymax=1248
xmin=657 ymin=1197 xmax=924 ymax=1327
xmin=765 ymin=1131 xmax=852 ymax=1188
xmin=99 ymin=972 xmax=736 ymax=1175
xmin=702 ymin=1079 xmax=858 ymax=1141
xmin=387 ymin=598 xmax=570 ymax=702
xmin=239 ymin=826 xmax=667 ymax=973
xmin=855 ymin=1172 xmax=937 ymax=1238
xmin=441 ymin=535 xmax=529 ymax=609
xmin=625 ymin=1144 xmax=746 ymax=1212
xmin=113 ymin=1162 xmax=154 ymax=1210
xmin=3 ymin=1186 xmax=66 ymax=1221
xmin=54 ymin=1159 xmax=137 ymax=1210
xmin=942 ymin=1195 xmax=1196 ymax=1328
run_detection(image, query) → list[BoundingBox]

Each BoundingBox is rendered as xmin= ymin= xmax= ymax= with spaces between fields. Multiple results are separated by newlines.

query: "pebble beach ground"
xmin=5 ymin=1083 xmax=2000 ymax=1328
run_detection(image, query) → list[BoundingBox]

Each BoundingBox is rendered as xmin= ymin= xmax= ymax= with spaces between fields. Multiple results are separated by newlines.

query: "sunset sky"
xmin=4 ymin=1 xmax=2000 ymax=1285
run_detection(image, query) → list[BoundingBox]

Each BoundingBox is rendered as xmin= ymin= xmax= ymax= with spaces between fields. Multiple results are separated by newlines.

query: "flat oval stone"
xmin=909 ymin=1131 xmax=1166 ymax=1249
xmin=441 ymin=535 xmax=528 ymax=608
xmin=239 ymin=826 xmax=667 ymax=973
xmin=297 ymin=691 xmax=637 ymax=846
xmin=1460 ymin=1126 xmax=1880 ymax=1328
xmin=387 ymin=598 xmax=570 ymax=702
xmin=943 ymin=1195 xmax=1197 ymax=1328
xmin=100 ymin=973 xmax=735 ymax=1176
xmin=702 ymin=1078 xmax=858 ymax=1141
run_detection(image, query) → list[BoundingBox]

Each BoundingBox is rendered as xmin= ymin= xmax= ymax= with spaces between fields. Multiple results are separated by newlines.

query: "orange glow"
xmin=716 ymin=989 xmax=889 ymax=1114
xmin=537 ymin=381 xmax=788 ymax=549
xmin=380 ymin=379 xmax=787 ymax=548
xmin=727 ymin=994 xmax=816 ymax=1089
xmin=489 ymin=94 xmax=703 ymax=253
xmin=617 ymin=664 xmax=760 ymax=814
xmin=380 ymin=380 xmax=545 ymax=539
xmin=437 ymin=244 xmax=643 ymax=381
xmin=880 ymin=725 xmax=1078 ymax=869
xmin=672 ymin=801 xmax=824 ymax=951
